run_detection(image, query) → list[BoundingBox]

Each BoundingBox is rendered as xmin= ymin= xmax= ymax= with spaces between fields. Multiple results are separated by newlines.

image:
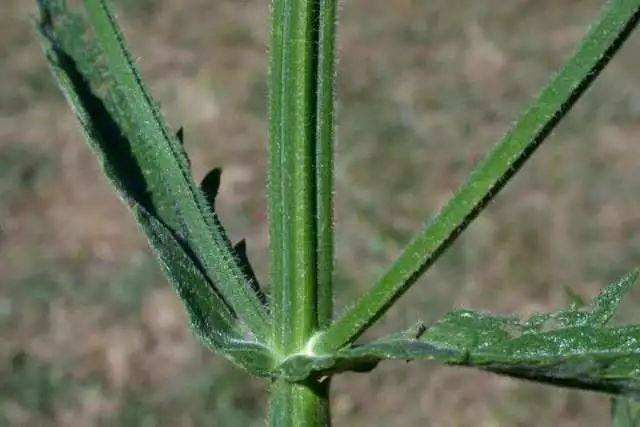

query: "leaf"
xmin=198 ymin=169 xmax=267 ymax=305
xmin=36 ymin=1 xmax=152 ymax=209
xmin=278 ymin=336 xmax=456 ymax=382
xmin=133 ymin=204 xmax=274 ymax=377
xmin=315 ymin=0 xmax=640 ymax=353
xmin=132 ymin=204 xmax=236 ymax=339
xmin=591 ymin=271 xmax=637 ymax=326
xmin=283 ymin=271 xmax=640 ymax=395
xmin=36 ymin=0 xmax=270 ymax=341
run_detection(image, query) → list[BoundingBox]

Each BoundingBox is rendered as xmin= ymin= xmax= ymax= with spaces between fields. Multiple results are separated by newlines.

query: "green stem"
xmin=269 ymin=0 xmax=319 ymax=355
xmin=269 ymin=379 xmax=331 ymax=427
xmin=315 ymin=0 xmax=337 ymax=329
xmin=268 ymin=0 xmax=336 ymax=424
xmin=269 ymin=0 xmax=337 ymax=355
xmin=315 ymin=0 xmax=640 ymax=353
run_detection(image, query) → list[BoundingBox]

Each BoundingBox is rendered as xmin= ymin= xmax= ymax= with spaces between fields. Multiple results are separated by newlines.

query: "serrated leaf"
xmin=133 ymin=204 xmax=274 ymax=376
xmin=132 ymin=204 xmax=236 ymax=338
xmin=591 ymin=271 xmax=637 ymax=326
xmin=285 ymin=271 xmax=640 ymax=395
xmin=278 ymin=337 xmax=456 ymax=382
xmin=36 ymin=0 xmax=270 ymax=341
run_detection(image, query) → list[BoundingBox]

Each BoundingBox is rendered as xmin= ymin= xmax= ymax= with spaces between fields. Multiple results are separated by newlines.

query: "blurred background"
xmin=2 ymin=0 xmax=640 ymax=425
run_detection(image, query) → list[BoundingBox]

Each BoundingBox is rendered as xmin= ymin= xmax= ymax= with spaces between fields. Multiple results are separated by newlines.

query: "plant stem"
xmin=269 ymin=0 xmax=337 ymax=354
xmin=315 ymin=0 xmax=337 ymax=329
xmin=315 ymin=0 xmax=640 ymax=353
xmin=269 ymin=379 xmax=331 ymax=427
xmin=269 ymin=0 xmax=336 ymax=423
xmin=269 ymin=0 xmax=319 ymax=355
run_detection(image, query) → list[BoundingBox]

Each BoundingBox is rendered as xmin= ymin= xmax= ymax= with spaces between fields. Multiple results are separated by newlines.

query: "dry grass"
xmin=2 ymin=0 xmax=640 ymax=425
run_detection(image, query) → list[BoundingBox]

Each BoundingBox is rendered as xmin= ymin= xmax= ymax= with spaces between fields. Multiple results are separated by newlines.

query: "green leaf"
xmin=591 ymin=271 xmax=637 ymax=326
xmin=523 ymin=271 xmax=637 ymax=330
xmin=283 ymin=271 xmax=640 ymax=395
xmin=278 ymin=335 xmax=455 ymax=382
xmin=315 ymin=0 xmax=640 ymax=353
xmin=36 ymin=0 xmax=270 ymax=342
xmin=133 ymin=204 xmax=237 ymax=335
xmin=133 ymin=204 xmax=274 ymax=377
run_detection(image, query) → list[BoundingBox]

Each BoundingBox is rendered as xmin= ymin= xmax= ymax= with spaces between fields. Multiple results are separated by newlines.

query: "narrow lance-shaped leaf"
xmin=32 ymin=12 xmax=273 ymax=371
xmin=83 ymin=0 xmax=270 ymax=340
xmin=133 ymin=204 xmax=274 ymax=377
xmin=283 ymin=271 xmax=640 ymax=397
xmin=36 ymin=0 xmax=270 ymax=341
xmin=315 ymin=0 xmax=640 ymax=353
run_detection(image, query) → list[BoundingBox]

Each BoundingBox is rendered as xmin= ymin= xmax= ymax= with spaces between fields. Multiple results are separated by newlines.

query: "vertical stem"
xmin=315 ymin=0 xmax=337 ymax=329
xmin=269 ymin=0 xmax=319 ymax=355
xmin=269 ymin=380 xmax=331 ymax=427
xmin=269 ymin=0 xmax=337 ymax=353
xmin=268 ymin=0 xmax=336 ymax=425
xmin=269 ymin=0 xmax=287 ymax=352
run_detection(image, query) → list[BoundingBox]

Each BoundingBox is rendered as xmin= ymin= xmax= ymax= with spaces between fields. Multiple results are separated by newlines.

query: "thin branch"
xmin=315 ymin=0 xmax=640 ymax=353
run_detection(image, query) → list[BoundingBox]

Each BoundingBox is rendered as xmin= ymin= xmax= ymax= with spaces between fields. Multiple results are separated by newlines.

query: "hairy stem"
xmin=269 ymin=379 xmax=331 ymax=427
xmin=268 ymin=0 xmax=337 ymax=424
xmin=269 ymin=0 xmax=337 ymax=355
xmin=269 ymin=0 xmax=319 ymax=355
xmin=315 ymin=0 xmax=337 ymax=329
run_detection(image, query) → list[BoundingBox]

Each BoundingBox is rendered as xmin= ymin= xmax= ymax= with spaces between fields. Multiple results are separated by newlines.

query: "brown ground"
xmin=2 ymin=0 xmax=640 ymax=425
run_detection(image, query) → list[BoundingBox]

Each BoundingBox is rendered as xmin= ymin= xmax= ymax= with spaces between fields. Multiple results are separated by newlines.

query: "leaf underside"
xmin=134 ymin=205 xmax=273 ymax=376
xmin=36 ymin=0 xmax=272 ymax=373
xmin=281 ymin=271 xmax=640 ymax=397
